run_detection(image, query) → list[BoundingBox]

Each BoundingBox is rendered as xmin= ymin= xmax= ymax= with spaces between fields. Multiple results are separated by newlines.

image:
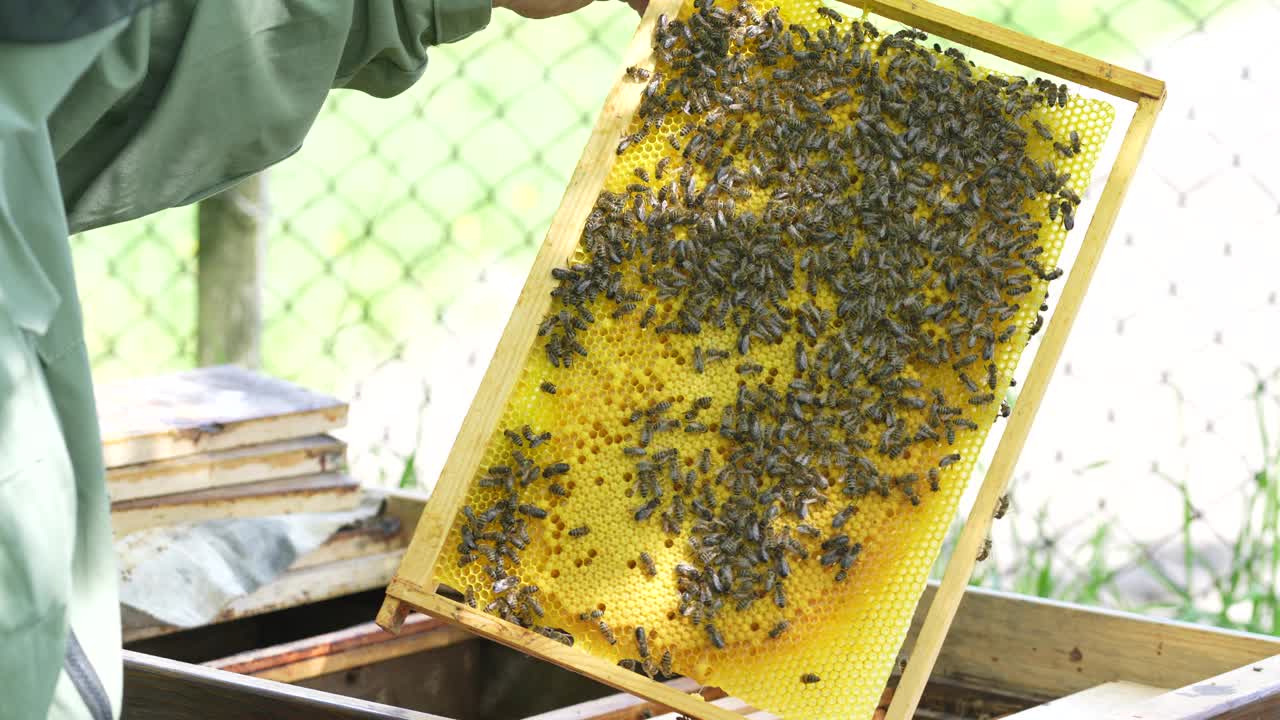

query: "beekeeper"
xmin=0 ymin=1 xmax=643 ymax=717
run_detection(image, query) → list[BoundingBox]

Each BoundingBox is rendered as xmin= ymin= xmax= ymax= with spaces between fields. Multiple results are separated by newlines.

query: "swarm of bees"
xmin=441 ymin=0 xmax=1105 ymax=713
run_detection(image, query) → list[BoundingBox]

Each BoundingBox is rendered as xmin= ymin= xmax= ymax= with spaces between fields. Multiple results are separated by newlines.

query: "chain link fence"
xmin=76 ymin=0 xmax=1280 ymax=629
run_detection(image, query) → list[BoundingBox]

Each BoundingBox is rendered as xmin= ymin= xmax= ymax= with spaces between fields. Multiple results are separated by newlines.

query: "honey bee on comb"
xmin=436 ymin=0 xmax=1114 ymax=717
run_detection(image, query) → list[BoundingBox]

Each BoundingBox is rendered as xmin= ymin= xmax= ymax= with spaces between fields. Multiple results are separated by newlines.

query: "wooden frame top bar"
xmin=838 ymin=0 xmax=1166 ymax=102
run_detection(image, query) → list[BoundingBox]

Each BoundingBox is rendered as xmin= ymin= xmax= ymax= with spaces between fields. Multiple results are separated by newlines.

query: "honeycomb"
xmin=434 ymin=1 xmax=1115 ymax=718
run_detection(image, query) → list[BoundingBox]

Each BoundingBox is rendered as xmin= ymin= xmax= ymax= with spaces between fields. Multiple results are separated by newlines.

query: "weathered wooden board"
xmin=123 ymin=650 xmax=450 ymax=720
xmin=1107 ymin=653 xmax=1280 ymax=720
xmin=107 ymin=435 xmax=345 ymax=502
xmin=1007 ymin=682 xmax=1167 ymax=719
xmin=98 ymin=365 xmax=347 ymax=468
xmin=911 ymin=584 xmax=1280 ymax=702
xmin=111 ymin=472 xmax=361 ymax=537
xmin=291 ymin=521 xmax=407 ymax=571
xmin=124 ymin=549 xmax=404 ymax=643
xmin=206 ymin=614 xmax=472 ymax=684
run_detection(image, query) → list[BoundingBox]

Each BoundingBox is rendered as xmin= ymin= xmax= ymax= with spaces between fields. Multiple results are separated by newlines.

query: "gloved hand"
xmin=494 ymin=0 xmax=648 ymax=19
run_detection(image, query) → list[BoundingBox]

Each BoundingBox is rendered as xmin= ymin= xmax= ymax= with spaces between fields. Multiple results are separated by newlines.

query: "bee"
xmin=939 ymin=453 xmax=961 ymax=468
xmin=736 ymin=362 xmax=763 ymax=375
xmin=832 ymin=504 xmax=856 ymax=529
xmin=994 ymin=494 xmax=1011 ymax=519
xmin=492 ymin=576 xmax=519 ymax=595
xmin=699 ymin=448 xmax=712 ymax=474
xmin=684 ymin=422 xmax=708 ymax=433
xmin=598 ymin=620 xmax=617 ymax=645
xmin=969 ymin=393 xmax=995 ymax=405
xmin=958 ymin=371 xmax=979 ymax=393
xmin=503 ymin=429 xmax=523 ymax=446
xmin=1071 ymin=130 xmax=1082 ymax=154
xmin=1032 ymin=119 xmax=1053 ymax=140
xmin=549 ymin=483 xmax=568 ymax=497
xmin=768 ymin=620 xmax=791 ymax=639
xmin=815 ymin=6 xmax=842 ymax=21
xmin=624 ymin=446 xmax=647 ymax=456
xmin=801 ymin=673 xmax=821 ymax=684
xmin=635 ymin=626 xmax=650 ymax=659
xmin=928 ymin=468 xmax=941 ymax=492
xmin=977 ymin=536 xmax=993 ymax=562
xmin=543 ymin=462 xmax=571 ymax=477
xmin=611 ymin=302 xmax=637 ymax=318
xmin=625 ymin=65 xmax=652 ymax=81
xmin=634 ymin=498 xmax=661 ymax=521
xmin=660 ymin=648 xmax=673 ymax=676
xmin=518 ymin=504 xmax=547 ymax=519
xmin=539 ymin=381 xmax=557 ymax=395
xmin=999 ymin=401 xmax=1011 ymax=418
xmin=639 ymin=551 xmax=657 ymax=576
xmin=706 ymin=624 xmax=725 ymax=649
xmin=537 ymin=627 xmax=573 ymax=646
xmin=640 ymin=305 xmax=656 ymax=328
xmin=655 ymin=156 xmax=671 ymax=179
xmin=693 ymin=345 xmax=705 ymax=373
xmin=465 ymin=586 xmax=477 ymax=608
xmin=568 ymin=525 xmax=590 ymax=537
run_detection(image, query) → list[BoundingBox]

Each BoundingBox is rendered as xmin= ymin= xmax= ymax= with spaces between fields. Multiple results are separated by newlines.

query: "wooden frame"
xmin=378 ymin=0 xmax=1168 ymax=718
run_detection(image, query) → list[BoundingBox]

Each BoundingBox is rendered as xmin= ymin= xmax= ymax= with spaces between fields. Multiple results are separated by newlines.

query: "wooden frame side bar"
xmin=377 ymin=0 xmax=682 ymax=634
xmin=388 ymin=579 xmax=746 ymax=720
xmin=887 ymin=92 xmax=1167 ymax=720
xmin=836 ymin=0 xmax=1165 ymax=102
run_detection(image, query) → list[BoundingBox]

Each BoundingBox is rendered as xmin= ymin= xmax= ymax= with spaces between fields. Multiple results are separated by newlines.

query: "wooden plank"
xmin=207 ymin=615 xmax=474 ymax=684
xmin=125 ymin=550 xmax=403 ymax=643
xmin=122 ymin=650 xmax=451 ymax=720
xmin=920 ymin=583 xmax=1280 ymax=702
xmin=888 ymin=92 xmax=1168 ymax=720
xmin=836 ymin=0 xmax=1164 ymax=102
xmin=1107 ymin=654 xmax=1280 ymax=720
xmin=111 ymin=472 xmax=361 ymax=537
xmin=1007 ymin=682 xmax=1166 ymax=719
xmin=290 ymin=522 xmax=407 ymax=571
xmin=378 ymin=0 xmax=685 ymax=635
xmin=98 ymin=365 xmax=347 ymax=467
xmin=107 ymin=435 xmax=345 ymax=502
xmin=387 ymin=579 xmax=747 ymax=720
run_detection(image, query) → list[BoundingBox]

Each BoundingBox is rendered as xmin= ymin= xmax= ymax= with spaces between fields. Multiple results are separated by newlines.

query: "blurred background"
xmin=78 ymin=1 xmax=1280 ymax=633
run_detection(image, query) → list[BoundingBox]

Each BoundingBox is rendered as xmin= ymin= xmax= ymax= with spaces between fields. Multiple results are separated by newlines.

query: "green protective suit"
xmin=0 ymin=2 xmax=491 ymax=718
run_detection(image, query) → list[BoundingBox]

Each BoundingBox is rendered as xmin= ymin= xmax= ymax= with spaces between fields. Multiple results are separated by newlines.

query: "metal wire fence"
xmin=76 ymin=0 xmax=1280 ymax=627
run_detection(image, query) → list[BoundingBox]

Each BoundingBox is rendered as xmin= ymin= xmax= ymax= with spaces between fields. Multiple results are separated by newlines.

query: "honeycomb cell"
xmin=435 ymin=1 xmax=1115 ymax=718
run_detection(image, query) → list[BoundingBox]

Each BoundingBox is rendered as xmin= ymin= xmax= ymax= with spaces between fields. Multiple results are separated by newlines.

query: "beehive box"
xmin=380 ymin=1 xmax=1165 ymax=718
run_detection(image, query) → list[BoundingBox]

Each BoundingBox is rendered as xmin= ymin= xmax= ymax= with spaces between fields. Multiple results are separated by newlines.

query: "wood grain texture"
xmin=122 ymin=649 xmax=450 ymax=720
xmin=98 ymin=365 xmax=347 ymax=467
xmin=835 ymin=0 xmax=1164 ymax=102
xmin=386 ymin=578 xmax=746 ymax=720
xmin=381 ymin=0 xmax=685 ymax=632
xmin=1106 ymin=654 xmax=1280 ymax=720
xmin=107 ymin=435 xmax=345 ymax=502
xmin=919 ymin=582 xmax=1280 ymax=701
xmin=111 ymin=472 xmax=362 ymax=537
xmin=124 ymin=550 xmax=404 ymax=643
xmin=888 ymin=93 xmax=1167 ymax=720
xmin=1005 ymin=682 xmax=1166 ymax=719
xmin=206 ymin=615 xmax=473 ymax=684
xmin=290 ymin=522 xmax=407 ymax=571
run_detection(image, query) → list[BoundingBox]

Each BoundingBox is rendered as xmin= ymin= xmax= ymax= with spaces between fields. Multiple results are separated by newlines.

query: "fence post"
xmin=196 ymin=172 xmax=269 ymax=369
